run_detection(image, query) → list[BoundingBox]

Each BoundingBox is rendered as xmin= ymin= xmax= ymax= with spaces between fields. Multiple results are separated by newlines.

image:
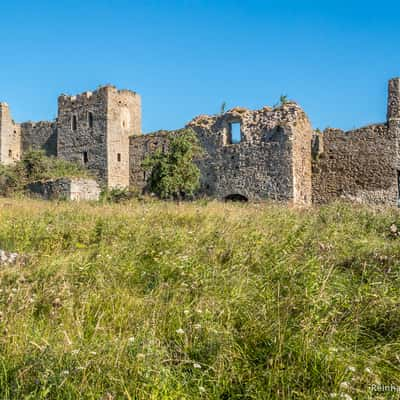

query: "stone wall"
xmin=129 ymin=104 xmax=313 ymax=205
xmin=0 ymin=103 xmax=21 ymax=164
xmin=21 ymin=121 xmax=57 ymax=156
xmin=27 ymin=178 xmax=100 ymax=201
xmin=57 ymin=86 xmax=141 ymax=188
xmin=107 ymin=87 xmax=141 ymax=188
xmin=311 ymin=124 xmax=397 ymax=205
xmin=188 ymin=103 xmax=313 ymax=203
xmin=57 ymin=88 xmax=109 ymax=184
xmin=129 ymin=130 xmax=177 ymax=191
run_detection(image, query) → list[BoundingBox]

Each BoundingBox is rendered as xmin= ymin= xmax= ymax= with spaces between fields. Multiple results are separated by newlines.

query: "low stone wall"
xmin=312 ymin=124 xmax=397 ymax=205
xmin=27 ymin=178 xmax=100 ymax=201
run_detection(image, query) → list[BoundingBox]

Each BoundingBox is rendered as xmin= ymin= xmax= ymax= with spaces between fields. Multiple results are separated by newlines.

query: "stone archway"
xmin=224 ymin=193 xmax=248 ymax=202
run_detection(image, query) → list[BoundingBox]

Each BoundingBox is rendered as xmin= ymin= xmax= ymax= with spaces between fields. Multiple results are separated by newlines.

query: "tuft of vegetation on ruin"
xmin=0 ymin=150 xmax=91 ymax=196
xmin=0 ymin=199 xmax=399 ymax=398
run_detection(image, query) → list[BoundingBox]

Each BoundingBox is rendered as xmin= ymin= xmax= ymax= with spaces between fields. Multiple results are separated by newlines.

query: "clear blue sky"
xmin=1 ymin=0 xmax=399 ymax=132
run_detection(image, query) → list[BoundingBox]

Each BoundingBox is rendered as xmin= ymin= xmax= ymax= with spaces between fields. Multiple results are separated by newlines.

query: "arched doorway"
xmin=224 ymin=194 xmax=248 ymax=202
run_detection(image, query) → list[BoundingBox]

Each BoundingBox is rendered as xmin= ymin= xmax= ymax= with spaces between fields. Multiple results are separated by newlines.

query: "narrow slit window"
xmin=117 ymin=153 xmax=121 ymax=162
xmin=8 ymin=149 xmax=12 ymax=157
xmin=398 ymin=170 xmax=400 ymax=207
xmin=88 ymin=112 xmax=94 ymax=128
xmin=230 ymin=122 xmax=241 ymax=144
xmin=72 ymin=115 xmax=77 ymax=131
xmin=83 ymin=151 xmax=88 ymax=164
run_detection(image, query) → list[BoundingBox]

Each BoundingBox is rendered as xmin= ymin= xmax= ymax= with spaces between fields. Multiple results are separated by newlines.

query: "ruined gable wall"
xmin=0 ymin=103 xmax=21 ymax=165
xmin=188 ymin=103 xmax=312 ymax=202
xmin=107 ymin=88 xmax=141 ymax=188
xmin=312 ymin=124 xmax=397 ymax=205
xmin=21 ymin=121 xmax=57 ymax=156
xmin=57 ymin=88 xmax=109 ymax=183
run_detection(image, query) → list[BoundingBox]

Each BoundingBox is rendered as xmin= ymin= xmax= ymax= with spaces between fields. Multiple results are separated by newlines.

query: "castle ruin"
xmin=1 ymin=78 xmax=400 ymax=206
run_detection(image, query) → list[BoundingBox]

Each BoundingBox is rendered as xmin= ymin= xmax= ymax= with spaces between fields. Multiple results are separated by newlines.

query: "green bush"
xmin=100 ymin=186 xmax=141 ymax=203
xmin=142 ymin=129 xmax=203 ymax=200
xmin=0 ymin=150 xmax=90 ymax=196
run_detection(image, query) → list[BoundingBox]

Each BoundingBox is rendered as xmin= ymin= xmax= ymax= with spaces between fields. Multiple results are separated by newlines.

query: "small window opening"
xmin=122 ymin=120 xmax=126 ymax=128
xmin=72 ymin=115 xmax=77 ymax=131
xmin=83 ymin=151 xmax=88 ymax=164
xmin=88 ymin=112 xmax=94 ymax=128
xmin=229 ymin=122 xmax=241 ymax=144
xmin=117 ymin=153 xmax=121 ymax=162
xmin=143 ymin=171 xmax=146 ymax=181
xmin=8 ymin=149 xmax=12 ymax=157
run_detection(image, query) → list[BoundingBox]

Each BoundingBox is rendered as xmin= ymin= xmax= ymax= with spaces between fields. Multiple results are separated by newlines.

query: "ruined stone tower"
xmin=0 ymin=103 xmax=21 ymax=165
xmin=57 ymin=86 xmax=141 ymax=188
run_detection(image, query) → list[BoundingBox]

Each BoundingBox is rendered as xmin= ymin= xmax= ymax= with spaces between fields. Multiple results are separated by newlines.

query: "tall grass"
xmin=0 ymin=199 xmax=399 ymax=399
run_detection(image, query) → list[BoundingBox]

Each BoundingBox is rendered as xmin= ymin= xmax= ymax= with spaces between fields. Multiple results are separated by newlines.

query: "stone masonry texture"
xmin=2 ymin=79 xmax=400 ymax=205
xmin=27 ymin=178 xmax=100 ymax=201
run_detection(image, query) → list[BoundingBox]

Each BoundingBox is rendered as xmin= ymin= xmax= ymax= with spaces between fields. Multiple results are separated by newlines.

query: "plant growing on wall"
xmin=220 ymin=101 xmax=227 ymax=115
xmin=142 ymin=129 xmax=203 ymax=200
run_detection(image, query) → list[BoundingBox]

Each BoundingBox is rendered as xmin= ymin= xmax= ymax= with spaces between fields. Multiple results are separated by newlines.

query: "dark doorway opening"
xmin=83 ymin=151 xmax=89 ymax=164
xmin=224 ymin=194 xmax=248 ymax=202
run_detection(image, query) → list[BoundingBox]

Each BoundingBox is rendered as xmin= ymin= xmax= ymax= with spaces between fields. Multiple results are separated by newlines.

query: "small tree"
xmin=142 ymin=129 xmax=203 ymax=200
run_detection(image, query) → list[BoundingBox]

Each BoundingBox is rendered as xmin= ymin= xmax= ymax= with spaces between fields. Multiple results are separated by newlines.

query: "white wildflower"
xmin=330 ymin=394 xmax=337 ymax=398
xmin=364 ymin=367 xmax=373 ymax=374
xmin=199 ymin=386 xmax=206 ymax=393
xmin=339 ymin=381 xmax=350 ymax=390
xmin=71 ymin=349 xmax=79 ymax=355
xmin=340 ymin=394 xmax=352 ymax=400
xmin=176 ymin=328 xmax=185 ymax=335
xmin=347 ymin=366 xmax=356 ymax=372
xmin=90 ymin=351 xmax=97 ymax=355
xmin=194 ymin=324 xmax=201 ymax=330
xmin=61 ymin=370 xmax=69 ymax=375
xmin=329 ymin=347 xmax=338 ymax=353
xmin=128 ymin=336 xmax=135 ymax=343
xmin=193 ymin=363 xmax=202 ymax=369
xmin=184 ymin=310 xmax=190 ymax=315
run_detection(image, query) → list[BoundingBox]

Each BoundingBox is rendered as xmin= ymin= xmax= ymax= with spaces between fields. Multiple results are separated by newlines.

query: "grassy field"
xmin=0 ymin=198 xmax=400 ymax=399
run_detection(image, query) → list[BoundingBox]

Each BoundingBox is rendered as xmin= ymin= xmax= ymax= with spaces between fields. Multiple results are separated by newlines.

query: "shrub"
xmin=0 ymin=150 xmax=90 ymax=196
xmin=142 ymin=129 xmax=203 ymax=200
xmin=100 ymin=187 xmax=141 ymax=203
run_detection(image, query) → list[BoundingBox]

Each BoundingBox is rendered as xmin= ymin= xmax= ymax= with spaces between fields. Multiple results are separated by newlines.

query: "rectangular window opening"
xmin=88 ymin=112 xmax=94 ymax=128
xmin=72 ymin=115 xmax=77 ymax=131
xmin=117 ymin=153 xmax=121 ymax=162
xmin=83 ymin=151 xmax=88 ymax=164
xmin=8 ymin=149 xmax=12 ymax=157
xmin=229 ymin=122 xmax=242 ymax=144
